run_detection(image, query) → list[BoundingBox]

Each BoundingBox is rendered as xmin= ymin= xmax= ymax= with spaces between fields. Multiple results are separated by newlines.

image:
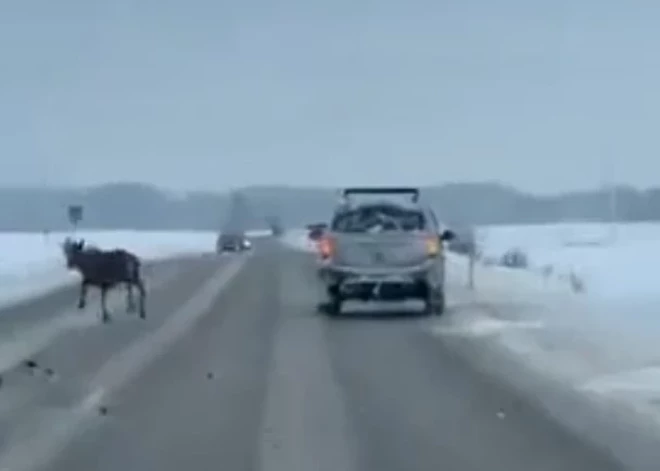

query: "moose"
xmin=61 ymin=238 xmax=146 ymax=323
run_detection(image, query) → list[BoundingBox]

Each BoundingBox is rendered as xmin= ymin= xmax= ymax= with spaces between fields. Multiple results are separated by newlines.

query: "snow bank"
xmin=439 ymin=249 xmax=660 ymax=435
xmin=447 ymin=229 xmax=660 ymax=434
xmin=446 ymin=252 xmax=577 ymax=301
xmin=281 ymin=229 xmax=316 ymax=253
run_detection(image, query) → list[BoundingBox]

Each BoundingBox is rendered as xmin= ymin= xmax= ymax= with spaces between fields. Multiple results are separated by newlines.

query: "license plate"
xmin=357 ymin=274 xmax=405 ymax=283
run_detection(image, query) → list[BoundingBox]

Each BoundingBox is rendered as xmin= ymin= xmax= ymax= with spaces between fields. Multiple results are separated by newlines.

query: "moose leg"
xmin=77 ymin=281 xmax=88 ymax=309
xmin=100 ymin=286 xmax=111 ymax=323
xmin=125 ymin=283 xmax=136 ymax=313
xmin=136 ymin=279 xmax=147 ymax=319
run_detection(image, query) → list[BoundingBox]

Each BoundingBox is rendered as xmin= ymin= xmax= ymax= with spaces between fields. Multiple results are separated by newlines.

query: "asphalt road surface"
xmin=0 ymin=241 xmax=646 ymax=470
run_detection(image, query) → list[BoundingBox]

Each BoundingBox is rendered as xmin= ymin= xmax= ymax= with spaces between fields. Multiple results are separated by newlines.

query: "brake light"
xmin=318 ymin=236 xmax=335 ymax=259
xmin=425 ymin=234 xmax=440 ymax=256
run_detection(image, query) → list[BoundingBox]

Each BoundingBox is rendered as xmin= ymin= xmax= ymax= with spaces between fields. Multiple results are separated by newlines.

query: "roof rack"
xmin=340 ymin=187 xmax=420 ymax=203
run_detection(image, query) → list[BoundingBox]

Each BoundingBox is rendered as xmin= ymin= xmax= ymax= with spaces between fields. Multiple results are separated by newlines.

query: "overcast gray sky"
xmin=1 ymin=0 xmax=659 ymax=194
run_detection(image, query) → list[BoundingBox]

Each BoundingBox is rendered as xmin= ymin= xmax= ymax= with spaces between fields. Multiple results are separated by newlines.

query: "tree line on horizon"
xmin=0 ymin=182 xmax=657 ymax=231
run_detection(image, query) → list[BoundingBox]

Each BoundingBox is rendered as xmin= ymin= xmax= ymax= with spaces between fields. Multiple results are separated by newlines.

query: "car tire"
xmin=433 ymin=291 xmax=446 ymax=316
xmin=424 ymin=288 xmax=445 ymax=316
xmin=326 ymin=295 xmax=342 ymax=317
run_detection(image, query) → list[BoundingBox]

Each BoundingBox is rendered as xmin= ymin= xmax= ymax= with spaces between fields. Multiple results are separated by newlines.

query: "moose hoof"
xmin=101 ymin=315 xmax=111 ymax=324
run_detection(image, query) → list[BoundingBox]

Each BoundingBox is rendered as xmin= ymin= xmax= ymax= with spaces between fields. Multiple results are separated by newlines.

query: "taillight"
xmin=318 ymin=236 xmax=335 ymax=259
xmin=425 ymin=234 xmax=440 ymax=257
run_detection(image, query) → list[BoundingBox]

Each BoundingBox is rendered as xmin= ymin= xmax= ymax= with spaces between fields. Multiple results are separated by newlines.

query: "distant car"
xmin=316 ymin=187 xmax=455 ymax=316
xmin=216 ymin=233 xmax=251 ymax=253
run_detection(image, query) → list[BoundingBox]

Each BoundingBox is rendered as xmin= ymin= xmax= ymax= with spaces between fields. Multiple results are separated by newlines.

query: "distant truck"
xmin=267 ymin=217 xmax=285 ymax=237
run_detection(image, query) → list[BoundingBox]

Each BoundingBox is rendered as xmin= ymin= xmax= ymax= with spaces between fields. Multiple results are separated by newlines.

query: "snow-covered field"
xmin=478 ymin=222 xmax=659 ymax=301
xmin=283 ymin=223 xmax=660 ymax=436
xmin=0 ymin=230 xmax=269 ymax=309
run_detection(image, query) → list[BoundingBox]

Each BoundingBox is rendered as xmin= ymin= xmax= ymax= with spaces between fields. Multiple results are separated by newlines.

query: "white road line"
xmin=579 ymin=367 xmax=660 ymax=395
xmin=87 ymin=256 xmax=246 ymax=392
xmin=0 ymin=264 xmax=182 ymax=378
xmin=0 ymin=266 xmax=184 ymax=427
xmin=257 ymin=316 xmax=357 ymax=471
xmin=430 ymin=310 xmax=614 ymax=384
xmin=0 ymin=256 xmax=248 ymax=471
xmin=496 ymin=333 xmax=606 ymax=384
xmin=79 ymin=388 xmax=106 ymax=413
xmin=430 ymin=315 xmax=544 ymax=337
xmin=576 ymin=367 xmax=660 ymax=431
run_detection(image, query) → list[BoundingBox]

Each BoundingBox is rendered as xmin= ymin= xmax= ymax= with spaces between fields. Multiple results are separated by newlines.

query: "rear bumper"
xmin=323 ymin=260 xmax=437 ymax=280
xmin=334 ymin=279 xmax=431 ymax=301
xmin=219 ymin=245 xmax=241 ymax=252
xmin=322 ymin=260 xmax=443 ymax=301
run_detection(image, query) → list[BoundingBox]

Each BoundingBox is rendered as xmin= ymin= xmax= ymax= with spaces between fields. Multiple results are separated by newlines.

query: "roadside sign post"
xmin=67 ymin=204 xmax=84 ymax=234
xmin=468 ymin=248 xmax=475 ymax=290
xmin=467 ymin=226 xmax=478 ymax=290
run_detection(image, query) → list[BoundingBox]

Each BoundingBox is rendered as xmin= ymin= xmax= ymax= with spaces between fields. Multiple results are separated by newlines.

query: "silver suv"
xmin=317 ymin=187 xmax=455 ymax=316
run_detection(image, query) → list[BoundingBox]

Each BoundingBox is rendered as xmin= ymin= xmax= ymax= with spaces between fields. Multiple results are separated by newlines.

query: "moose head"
xmin=61 ymin=237 xmax=86 ymax=268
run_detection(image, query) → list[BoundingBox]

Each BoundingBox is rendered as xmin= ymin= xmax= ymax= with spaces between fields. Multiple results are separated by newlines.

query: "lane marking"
xmin=0 ymin=256 xmax=248 ymax=471
xmin=0 ymin=265 xmax=185 ymax=426
xmin=257 ymin=317 xmax=357 ymax=471
xmin=430 ymin=312 xmax=608 ymax=384
xmin=0 ymin=264 xmax=182 ymax=378
xmin=579 ymin=367 xmax=660 ymax=395
xmin=86 ymin=256 xmax=246 ymax=392
xmin=495 ymin=333 xmax=607 ymax=384
xmin=430 ymin=315 xmax=544 ymax=337
xmin=79 ymin=388 xmax=106 ymax=413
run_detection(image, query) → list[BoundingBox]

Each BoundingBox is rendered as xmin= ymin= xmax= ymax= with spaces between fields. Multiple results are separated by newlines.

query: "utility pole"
xmin=608 ymin=183 xmax=618 ymax=243
xmin=602 ymin=147 xmax=618 ymax=245
xmin=467 ymin=227 xmax=476 ymax=290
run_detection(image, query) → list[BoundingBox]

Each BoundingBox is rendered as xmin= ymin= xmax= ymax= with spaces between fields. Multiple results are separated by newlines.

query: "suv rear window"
xmin=331 ymin=204 xmax=426 ymax=233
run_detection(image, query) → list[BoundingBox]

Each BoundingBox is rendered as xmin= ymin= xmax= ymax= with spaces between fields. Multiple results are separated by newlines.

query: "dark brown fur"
xmin=62 ymin=238 xmax=146 ymax=323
